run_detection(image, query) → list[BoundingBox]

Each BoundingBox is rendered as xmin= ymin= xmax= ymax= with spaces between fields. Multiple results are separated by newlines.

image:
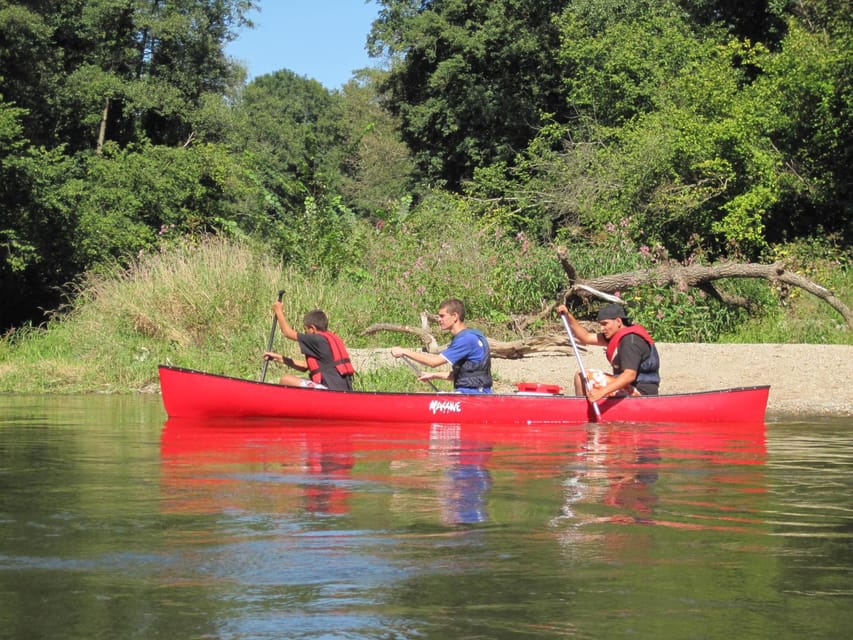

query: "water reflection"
xmin=552 ymin=421 xmax=768 ymax=560
xmin=161 ymin=418 xmax=767 ymax=530
xmin=161 ymin=420 xmax=503 ymax=526
xmin=426 ymin=423 xmax=492 ymax=524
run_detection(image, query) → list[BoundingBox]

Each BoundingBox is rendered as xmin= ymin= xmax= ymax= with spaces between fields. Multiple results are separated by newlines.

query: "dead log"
xmin=364 ymin=312 xmax=439 ymax=352
xmin=555 ymin=255 xmax=852 ymax=329
xmin=488 ymin=335 xmax=579 ymax=359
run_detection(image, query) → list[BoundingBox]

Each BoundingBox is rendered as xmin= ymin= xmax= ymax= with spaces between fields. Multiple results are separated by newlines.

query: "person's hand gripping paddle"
xmin=402 ymin=355 xmax=440 ymax=392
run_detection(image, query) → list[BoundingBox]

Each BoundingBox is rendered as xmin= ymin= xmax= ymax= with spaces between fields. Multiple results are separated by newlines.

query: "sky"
xmin=226 ymin=1 xmax=382 ymax=89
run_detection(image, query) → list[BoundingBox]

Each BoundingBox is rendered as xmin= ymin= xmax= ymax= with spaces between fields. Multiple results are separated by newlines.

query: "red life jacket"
xmin=605 ymin=324 xmax=660 ymax=386
xmin=605 ymin=325 xmax=655 ymax=363
xmin=306 ymin=331 xmax=355 ymax=384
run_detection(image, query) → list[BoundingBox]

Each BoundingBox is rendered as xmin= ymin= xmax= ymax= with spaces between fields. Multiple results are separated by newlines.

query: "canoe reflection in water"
xmin=160 ymin=420 xmax=358 ymax=517
xmin=160 ymin=419 xmax=766 ymax=531
xmin=302 ymin=432 xmax=355 ymax=516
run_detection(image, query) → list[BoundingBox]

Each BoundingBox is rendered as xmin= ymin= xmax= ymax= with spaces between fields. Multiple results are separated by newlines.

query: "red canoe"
xmin=158 ymin=365 xmax=769 ymax=424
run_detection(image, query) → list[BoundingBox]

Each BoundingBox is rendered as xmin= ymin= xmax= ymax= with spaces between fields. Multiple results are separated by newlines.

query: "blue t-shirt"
xmin=441 ymin=329 xmax=488 ymax=366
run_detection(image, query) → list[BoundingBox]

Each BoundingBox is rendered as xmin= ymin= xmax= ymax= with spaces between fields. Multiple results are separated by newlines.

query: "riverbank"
xmin=350 ymin=343 xmax=853 ymax=418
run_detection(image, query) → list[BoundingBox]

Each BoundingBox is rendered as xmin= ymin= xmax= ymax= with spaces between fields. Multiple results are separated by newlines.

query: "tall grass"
xmin=346 ymin=192 xmax=566 ymax=330
xmin=720 ymin=237 xmax=852 ymax=344
xmin=0 ymin=231 xmax=530 ymax=393
xmin=0 ymin=237 xmax=344 ymax=392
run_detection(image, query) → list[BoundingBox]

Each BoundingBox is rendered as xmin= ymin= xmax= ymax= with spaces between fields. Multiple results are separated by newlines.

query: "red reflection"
xmin=160 ymin=419 xmax=588 ymax=522
xmin=160 ymin=418 xmax=766 ymax=529
xmin=553 ymin=421 xmax=768 ymax=552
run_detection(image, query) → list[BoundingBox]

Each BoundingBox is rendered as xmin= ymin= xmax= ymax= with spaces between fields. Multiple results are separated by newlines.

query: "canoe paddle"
xmin=402 ymin=355 xmax=441 ymax=392
xmin=559 ymin=311 xmax=602 ymax=422
xmin=260 ymin=289 xmax=286 ymax=382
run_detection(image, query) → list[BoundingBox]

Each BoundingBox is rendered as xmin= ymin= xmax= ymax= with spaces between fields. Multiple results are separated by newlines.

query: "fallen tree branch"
xmin=488 ymin=335 xmax=579 ymax=359
xmin=557 ymin=259 xmax=852 ymax=329
xmin=364 ymin=317 xmax=439 ymax=352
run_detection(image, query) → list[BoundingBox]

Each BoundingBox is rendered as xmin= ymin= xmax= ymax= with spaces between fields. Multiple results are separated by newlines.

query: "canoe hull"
xmin=158 ymin=365 xmax=769 ymax=424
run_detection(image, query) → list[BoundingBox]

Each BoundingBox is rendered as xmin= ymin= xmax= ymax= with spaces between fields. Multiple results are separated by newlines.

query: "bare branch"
xmin=558 ymin=258 xmax=852 ymax=329
xmin=366 ymin=258 xmax=850 ymax=367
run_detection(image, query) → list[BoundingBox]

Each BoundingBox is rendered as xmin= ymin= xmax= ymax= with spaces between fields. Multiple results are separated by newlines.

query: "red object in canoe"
xmin=158 ymin=365 xmax=769 ymax=424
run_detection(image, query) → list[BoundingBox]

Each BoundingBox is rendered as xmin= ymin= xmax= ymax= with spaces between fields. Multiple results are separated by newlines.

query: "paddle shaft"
xmin=402 ymin=355 xmax=441 ymax=392
xmin=560 ymin=313 xmax=602 ymax=421
xmin=260 ymin=290 xmax=286 ymax=382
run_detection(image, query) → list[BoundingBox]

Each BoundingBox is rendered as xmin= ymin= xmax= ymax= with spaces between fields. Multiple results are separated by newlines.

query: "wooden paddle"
xmin=260 ymin=289 xmax=286 ymax=382
xmin=402 ymin=355 xmax=441 ymax=392
xmin=559 ymin=311 xmax=602 ymax=422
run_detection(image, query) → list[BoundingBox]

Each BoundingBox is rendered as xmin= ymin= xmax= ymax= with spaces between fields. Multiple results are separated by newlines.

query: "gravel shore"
xmin=351 ymin=343 xmax=853 ymax=418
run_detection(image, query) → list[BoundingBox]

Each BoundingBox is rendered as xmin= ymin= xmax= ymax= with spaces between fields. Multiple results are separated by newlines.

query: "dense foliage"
xmin=1 ymin=0 xmax=850 ymax=340
xmin=368 ymin=0 xmax=573 ymax=189
xmin=0 ymin=0 xmax=258 ymax=328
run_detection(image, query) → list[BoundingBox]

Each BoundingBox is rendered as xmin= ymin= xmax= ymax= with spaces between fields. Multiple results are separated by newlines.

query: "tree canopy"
xmin=368 ymin=0 xmax=573 ymax=189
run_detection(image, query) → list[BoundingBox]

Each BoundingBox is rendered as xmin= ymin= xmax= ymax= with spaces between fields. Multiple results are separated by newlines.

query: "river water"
xmin=1 ymin=395 xmax=851 ymax=639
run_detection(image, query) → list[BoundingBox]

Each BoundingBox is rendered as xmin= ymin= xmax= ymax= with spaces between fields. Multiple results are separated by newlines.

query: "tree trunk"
xmin=96 ymin=97 xmax=109 ymax=154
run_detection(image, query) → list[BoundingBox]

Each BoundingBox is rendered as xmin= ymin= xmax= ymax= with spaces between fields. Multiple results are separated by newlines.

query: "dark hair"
xmin=596 ymin=303 xmax=632 ymax=325
xmin=303 ymin=309 xmax=329 ymax=331
xmin=439 ymin=298 xmax=465 ymax=322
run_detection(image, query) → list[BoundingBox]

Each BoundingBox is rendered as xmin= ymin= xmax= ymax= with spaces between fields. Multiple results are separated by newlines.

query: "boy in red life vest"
xmin=263 ymin=302 xmax=355 ymax=391
xmin=556 ymin=303 xmax=660 ymax=402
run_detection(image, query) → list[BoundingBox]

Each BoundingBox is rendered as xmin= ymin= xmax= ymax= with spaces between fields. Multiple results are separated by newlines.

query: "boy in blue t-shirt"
xmin=390 ymin=298 xmax=492 ymax=393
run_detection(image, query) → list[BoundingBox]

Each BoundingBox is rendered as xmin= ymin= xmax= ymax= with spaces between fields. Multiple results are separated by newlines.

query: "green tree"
xmin=337 ymin=69 xmax=416 ymax=216
xmin=557 ymin=2 xmax=709 ymax=127
xmin=369 ymin=0 xmax=573 ymax=189
xmin=230 ymin=69 xmax=344 ymax=206
xmin=0 ymin=96 xmax=78 ymax=329
xmin=676 ymin=0 xmax=788 ymax=43
xmin=57 ymin=141 xmax=261 ymax=268
xmin=500 ymin=2 xmax=851 ymax=258
xmin=0 ymin=0 xmax=255 ymax=152
xmin=227 ymin=69 xmax=397 ymax=270
xmin=0 ymin=2 xmax=63 ymax=148
xmin=744 ymin=15 xmax=852 ymax=243
xmin=0 ymin=1 xmax=257 ymax=330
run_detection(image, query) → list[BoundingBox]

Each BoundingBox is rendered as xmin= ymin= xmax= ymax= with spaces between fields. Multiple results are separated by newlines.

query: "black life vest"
xmin=306 ymin=331 xmax=355 ymax=385
xmin=451 ymin=328 xmax=493 ymax=390
xmin=605 ymin=325 xmax=660 ymax=386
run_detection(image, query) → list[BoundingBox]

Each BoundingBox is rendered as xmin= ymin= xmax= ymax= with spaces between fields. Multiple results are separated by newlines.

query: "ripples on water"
xmin=0 ymin=397 xmax=851 ymax=639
